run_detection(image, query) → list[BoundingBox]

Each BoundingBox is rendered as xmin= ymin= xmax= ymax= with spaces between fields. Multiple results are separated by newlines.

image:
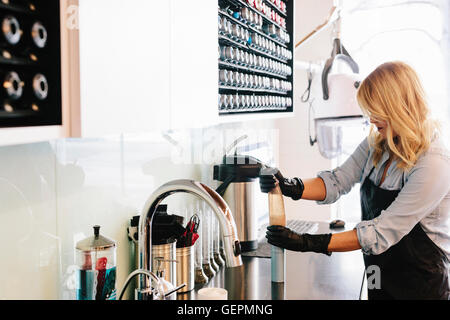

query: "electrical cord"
xmin=359 ymin=269 xmax=367 ymax=300
xmin=307 ymin=98 xmax=317 ymax=146
xmin=301 ymin=65 xmax=313 ymax=103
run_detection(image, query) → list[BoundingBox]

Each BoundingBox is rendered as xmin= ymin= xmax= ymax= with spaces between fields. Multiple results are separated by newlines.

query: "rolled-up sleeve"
xmin=356 ymin=151 xmax=450 ymax=255
xmin=317 ymin=138 xmax=370 ymax=205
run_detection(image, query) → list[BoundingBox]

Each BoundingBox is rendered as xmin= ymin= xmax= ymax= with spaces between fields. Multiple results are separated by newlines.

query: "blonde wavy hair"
xmin=357 ymin=61 xmax=438 ymax=170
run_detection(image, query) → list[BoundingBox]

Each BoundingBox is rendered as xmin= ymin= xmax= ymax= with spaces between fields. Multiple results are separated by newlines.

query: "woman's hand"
xmin=266 ymin=226 xmax=362 ymax=254
xmin=259 ymin=169 xmax=304 ymax=200
xmin=259 ymin=168 xmax=327 ymax=201
xmin=266 ymin=225 xmax=332 ymax=255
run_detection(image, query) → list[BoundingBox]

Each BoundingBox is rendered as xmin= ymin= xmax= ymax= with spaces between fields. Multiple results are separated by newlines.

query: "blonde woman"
xmin=261 ymin=61 xmax=450 ymax=300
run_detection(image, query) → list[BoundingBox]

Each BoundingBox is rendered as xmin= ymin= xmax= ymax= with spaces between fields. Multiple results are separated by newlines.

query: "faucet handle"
xmin=118 ymin=269 xmax=165 ymax=300
xmin=154 ymin=257 xmax=178 ymax=279
xmin=233 ymin=240 xmax=242 ymax=256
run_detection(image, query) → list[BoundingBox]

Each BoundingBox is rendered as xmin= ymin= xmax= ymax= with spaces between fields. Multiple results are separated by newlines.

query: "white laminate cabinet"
xmin=169 ymin=0 xmax=219 ymax=129
xmin=76 ymin=0 xmax=219 ymax=135
xmin=77 ymin=0 xmax=171 ymax=137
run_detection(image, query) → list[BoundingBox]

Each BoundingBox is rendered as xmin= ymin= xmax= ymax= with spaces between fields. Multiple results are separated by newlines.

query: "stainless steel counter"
xmin=177 ymin=222 xmax=365 ymax=300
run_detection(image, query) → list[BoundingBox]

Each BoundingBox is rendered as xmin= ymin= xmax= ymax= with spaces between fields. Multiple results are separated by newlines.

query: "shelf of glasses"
xmin=219 ymin=85 xmax=290 ymax=95
xmin=218 ymin=60 xmax=289 ymax=80
xmin=219 ymin=106 xmax=289 ymax=114
xmin=219 ymin=34 xmax=289 ymax=64
xmin=264 ymin=0 xmax=287 ymax=18
xmin=219 ymin=9 xmax=288 ymax=48
xmin=232 ymin=0 xmax=288 ymax=33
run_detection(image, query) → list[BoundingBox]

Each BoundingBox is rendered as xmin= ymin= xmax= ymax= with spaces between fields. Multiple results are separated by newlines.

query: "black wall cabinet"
xmin=0 ymin=0 xmax=61 ymax=128
xmin=218 ymin=0 xmax=294 ymax=115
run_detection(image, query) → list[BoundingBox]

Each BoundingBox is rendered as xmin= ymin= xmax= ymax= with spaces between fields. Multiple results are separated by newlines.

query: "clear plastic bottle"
xmin=261 ymin=168 xmax=286 ymax=283
xmin=76 ymin=225 xmax=117 ymax=300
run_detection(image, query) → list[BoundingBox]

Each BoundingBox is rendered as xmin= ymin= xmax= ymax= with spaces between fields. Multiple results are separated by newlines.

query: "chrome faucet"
xmin=133 ymin=179 xmax=243 ymax=300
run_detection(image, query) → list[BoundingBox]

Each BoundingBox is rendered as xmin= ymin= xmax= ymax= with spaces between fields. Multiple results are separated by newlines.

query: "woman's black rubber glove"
xmin=259 ymin=168 xmax=304 ymax=200
xmin=266 ymin=225 xmax=332 ymax=256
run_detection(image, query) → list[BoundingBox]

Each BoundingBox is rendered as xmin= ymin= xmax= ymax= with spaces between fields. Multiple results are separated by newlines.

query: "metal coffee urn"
xmin=213 ymin=154 xmax=264 ymax=252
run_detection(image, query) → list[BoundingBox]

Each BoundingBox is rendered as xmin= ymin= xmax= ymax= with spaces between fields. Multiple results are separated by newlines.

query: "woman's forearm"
xmin=327 ymin=229 xmax=362 ymax=252
xmin=301 ymin=177 xmax=327 ymax=201
xmin=300 ymin=178 xmax=361 ymax=252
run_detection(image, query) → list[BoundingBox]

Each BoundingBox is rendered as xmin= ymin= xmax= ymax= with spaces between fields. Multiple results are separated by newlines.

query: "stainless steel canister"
xmin=228 ymin=71 xmax=234 ymax=86
xmin=226 ymin=20 xmax=233 ymax=35
xmin=239 ymin=73 xmax=246 ymax=87
xmin=252 ymin=53 xmax=257 ymax=67
xmin=253 ymin=33 xmax=261 ymax=48
xmin=244 ymin=51 xmax=250 ymax=66
xmin=234 ymin=49 xmax=241 ymax=64
xmin=243 ymin=74 xmax=250 ymax=88
xmin=250 ymin=95 xmax=255 ymax=108
xmin=176 ymin=245 xmax=194 ymax=293
xmin=233 ymin=71 xmax=241 ymax=87
xmin=245 ymin=95 xmax=251 ymax=108
xmin=151 ymin=240 xmax=177 ymax=288
xmin=240 ymin=95 xmax=247 ymax=108
xmin=218 ymin=16 xmax=223 ymax=33
xmin=248 ymin=10 xmax=255 ymax=26
xmin=257 ymin=56 xmax=263 ymax=69
xmin=244 ymin=29 xmax=250 ymax=43
xmin=220 ymin=17 xmax=228 ymax=34
xmin=238 ymin=49 xmax=246 ymax=65
xmin=219 ymin=69 xmax=228 ymax=84
xmin=234 ymin=94 xmax=241 ymax=108
xmin=227 ymin=94 xmax=235 ymax=109
xmin=248 ymin=75 xmax=254 ymax=88
xmin=258 ymin=76 xmax=264 ymax=88
xmin=222 ymin=182 xmax=258 ymax=252
xmin=231 ymin=24 xmax=240 ymax=40
xmin=258 ymin=15 xmax=263 ymax=28
xmin=219 ymin=94 xmax=229 ymax=109
xmin=241 ymin=7 xmax=251 ymax=22
xmin=248 ymin=53 xmax=253 ymax=67
xmin=270 ymin=78 xmax=276 ymax=90
xmin=221 ymin=46 xmax=234 ymax=61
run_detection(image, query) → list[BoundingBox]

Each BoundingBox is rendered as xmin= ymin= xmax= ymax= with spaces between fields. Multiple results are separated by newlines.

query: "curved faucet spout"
xmin=138 ymin=179 xmax=243 ymax=297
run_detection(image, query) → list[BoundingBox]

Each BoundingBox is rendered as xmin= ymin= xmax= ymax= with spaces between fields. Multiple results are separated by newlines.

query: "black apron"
xmin=360 ymin=166 xmax=450 ymax=300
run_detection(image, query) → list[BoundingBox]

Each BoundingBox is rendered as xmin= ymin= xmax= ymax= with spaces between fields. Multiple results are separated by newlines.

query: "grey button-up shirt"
xmin=317 ymin=135 xmax=450 ymax=257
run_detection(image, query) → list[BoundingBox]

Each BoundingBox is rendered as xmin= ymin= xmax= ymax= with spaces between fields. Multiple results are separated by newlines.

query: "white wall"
xmin=276 ymin=0 xmax=335 ymax=221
